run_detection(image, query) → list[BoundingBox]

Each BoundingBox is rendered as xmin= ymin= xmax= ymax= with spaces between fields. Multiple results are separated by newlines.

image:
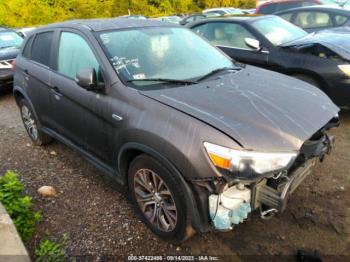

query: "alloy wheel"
xmin=21 ymin=105 xmax=38 ymax=140
xmin=134 ymin=168 xmax=177 ymax=232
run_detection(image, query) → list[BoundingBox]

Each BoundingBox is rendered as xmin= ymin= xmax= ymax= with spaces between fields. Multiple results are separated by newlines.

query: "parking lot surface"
xmin=0 ymin=92 xmax=349 ymax=260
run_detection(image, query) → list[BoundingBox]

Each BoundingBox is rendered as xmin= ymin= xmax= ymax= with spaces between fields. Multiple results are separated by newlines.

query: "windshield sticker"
xmin=110 ymin=56 xmax=140 ymax=72
xmin=133 ymin=74 xmax=146 ymax=80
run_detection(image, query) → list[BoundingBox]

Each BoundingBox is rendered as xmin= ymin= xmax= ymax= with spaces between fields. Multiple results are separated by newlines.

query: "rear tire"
xmin=128 ymin=154 xmax=194 ymax=242
xmin=19 ymin=99 xmax=53 ymax=146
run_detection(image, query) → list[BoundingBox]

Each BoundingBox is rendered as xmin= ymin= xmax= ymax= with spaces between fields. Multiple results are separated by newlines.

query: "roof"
xmin=275 ymin=5 xmax=350 ymax=14
xmin=40 ymin=18 xmax=177 ymax=32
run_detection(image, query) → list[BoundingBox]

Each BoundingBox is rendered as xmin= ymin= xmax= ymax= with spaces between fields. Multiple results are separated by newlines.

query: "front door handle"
xmin=50 ymin=85 xmax=62 ymax=98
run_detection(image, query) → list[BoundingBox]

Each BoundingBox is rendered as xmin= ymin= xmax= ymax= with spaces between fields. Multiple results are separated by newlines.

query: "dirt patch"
xmin=0 ymin=92 xmax=349 ymax=260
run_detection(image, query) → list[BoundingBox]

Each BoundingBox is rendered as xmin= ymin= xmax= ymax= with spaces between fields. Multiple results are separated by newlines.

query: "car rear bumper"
xmin=0 ymin=69 xmax=13 ymax=89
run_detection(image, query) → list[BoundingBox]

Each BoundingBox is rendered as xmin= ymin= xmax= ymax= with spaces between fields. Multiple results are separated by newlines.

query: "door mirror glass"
xmin=76 ymin=68 xmax=98 ymax=90
xmin=245 ymin=38 xmax=261 ymax=51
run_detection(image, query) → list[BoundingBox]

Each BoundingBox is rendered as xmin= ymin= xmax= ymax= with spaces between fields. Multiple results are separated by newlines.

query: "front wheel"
xmin=128 ymin=154 xmax=194 ymax=242
xmin=19 ymin=99 xmax=53 ymax=146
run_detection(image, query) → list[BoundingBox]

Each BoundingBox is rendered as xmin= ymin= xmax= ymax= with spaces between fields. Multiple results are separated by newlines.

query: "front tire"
xmin=19 ymin=99 xmax=53 ymax=146
xmin=128 ymin=154 xmax=194 ymax=242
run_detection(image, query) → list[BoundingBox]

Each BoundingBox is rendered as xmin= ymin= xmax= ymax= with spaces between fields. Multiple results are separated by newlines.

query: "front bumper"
xmin=204 ymin=131 xmax=335 ymax=230
xmin=252 ymin=157 xmax=317 ymax=214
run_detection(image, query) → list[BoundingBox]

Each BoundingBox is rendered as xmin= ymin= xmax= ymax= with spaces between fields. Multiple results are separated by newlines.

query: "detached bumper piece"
xmin=209 ymin=184 xmax=251 ymax=230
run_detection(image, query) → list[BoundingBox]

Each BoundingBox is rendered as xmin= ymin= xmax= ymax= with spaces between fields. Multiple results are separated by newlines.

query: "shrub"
xmin=35 ymin=239 xmax=66 ymax=262
xmin=0 ymin=170 xmax=41 ymax=241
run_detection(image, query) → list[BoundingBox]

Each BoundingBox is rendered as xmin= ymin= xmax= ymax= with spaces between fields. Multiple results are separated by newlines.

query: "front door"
xmin=192 ymin=22 xmax=269 ymax=67
xmin=49 ymin=30 xmax=114 ymax=163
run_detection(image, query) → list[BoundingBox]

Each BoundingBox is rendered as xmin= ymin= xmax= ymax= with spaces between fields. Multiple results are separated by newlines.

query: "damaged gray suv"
xmin=13 ymin=19 xmax=339 ymax=241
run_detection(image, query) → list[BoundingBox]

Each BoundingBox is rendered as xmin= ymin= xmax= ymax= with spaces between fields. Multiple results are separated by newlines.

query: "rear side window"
xmin=22 ymin=35 xmax=34 ymax=59
xmin=57 ymin=32 xmax=99 ymax=79
xmin=294 ymin=11 xmax=332 ymax=29
xmin=31 ymin=32 xmax=54 ymax=67
xmin=334 ymin=15 xmax=349 ymax=26
xmin=279 ymin=12 xmax=294 ymax=22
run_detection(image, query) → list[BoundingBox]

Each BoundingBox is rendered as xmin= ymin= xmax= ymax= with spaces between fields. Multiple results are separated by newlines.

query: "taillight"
xmin=11 ymin=59 xmax=16 ymax=70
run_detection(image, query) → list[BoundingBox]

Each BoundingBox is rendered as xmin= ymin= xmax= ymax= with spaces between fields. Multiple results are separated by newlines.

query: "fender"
xmin=118 ymin=142 xmax=206 ymax=232
xmin=13 ymin=86 xmax=43 ymax=128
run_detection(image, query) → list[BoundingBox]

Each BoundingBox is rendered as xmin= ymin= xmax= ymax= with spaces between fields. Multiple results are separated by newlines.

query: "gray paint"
xmin=142 ymin=66 xmax=339 ymax=152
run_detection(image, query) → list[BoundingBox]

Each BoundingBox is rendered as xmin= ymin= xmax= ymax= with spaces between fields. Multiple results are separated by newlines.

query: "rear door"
xmin=20 ymin=31 xmax=55 ymax=126
xmin=192 ymin=22 xmax=269 ymax=66
xmin=49 ymin=30 xmax=114 ymax=162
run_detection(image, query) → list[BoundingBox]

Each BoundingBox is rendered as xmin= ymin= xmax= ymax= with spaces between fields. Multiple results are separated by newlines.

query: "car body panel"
xmin=141 ymin=66 xmax=339 ymax=152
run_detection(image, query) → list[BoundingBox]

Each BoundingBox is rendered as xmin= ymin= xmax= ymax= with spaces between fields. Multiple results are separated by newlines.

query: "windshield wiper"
xmin=127 ymin=78 xmax=197 ymax=85
xmin=196 ymin=67 xmax=241 ymax=82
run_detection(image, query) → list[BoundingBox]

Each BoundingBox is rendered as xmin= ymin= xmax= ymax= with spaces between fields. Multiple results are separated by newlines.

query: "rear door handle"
xmin=23 ymin=69 xmax=29 ymax=80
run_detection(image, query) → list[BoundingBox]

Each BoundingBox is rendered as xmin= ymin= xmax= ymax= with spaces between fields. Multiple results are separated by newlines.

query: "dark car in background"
xmin=276 ymin=6 xmax=350 ymax=32
xmin=189 ymin=15 xmax=350 ymax=108
xmin=13 ymin=18 xmax=339 ymax=241
xmin=256 ymin=0 xmax=323 ymax=14
xmin=179 ymin=13 xmax=219 ymax=25
xmin=0 ymin=28 xmax=23 ymax=91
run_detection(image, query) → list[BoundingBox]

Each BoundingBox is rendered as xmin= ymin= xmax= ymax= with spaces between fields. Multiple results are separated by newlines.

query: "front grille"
xmin=0 ymin=60 xmax=14 ymax=69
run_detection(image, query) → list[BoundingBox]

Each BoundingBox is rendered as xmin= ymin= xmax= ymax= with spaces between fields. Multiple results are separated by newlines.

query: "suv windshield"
xmin=0 ymin=31 xmax=23 ymax=49
xmin=97 ymin=27 xmax=235 ymax=87
xmin=252 ymin=16 xmax=308 ymax=46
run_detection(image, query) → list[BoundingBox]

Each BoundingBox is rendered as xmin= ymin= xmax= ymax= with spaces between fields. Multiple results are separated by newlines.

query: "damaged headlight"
xmin=204 ymin=142 xmax=297 ymax=175
xmin=338 ymin=65 xmax=350 ymax=77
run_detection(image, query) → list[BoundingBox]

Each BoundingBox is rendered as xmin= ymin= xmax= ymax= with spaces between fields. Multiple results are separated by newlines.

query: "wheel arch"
xmin=286 ymin=68 xmax=330 ymax=93
xmin=118 ymin=142 xmax=204 ymax=232
xmin=13 ymin=87 xmax=42 ymax=127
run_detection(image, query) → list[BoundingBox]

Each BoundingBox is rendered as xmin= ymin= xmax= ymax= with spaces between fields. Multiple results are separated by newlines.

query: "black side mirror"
xmin=76 ymin=68 xmax=104 ymax=91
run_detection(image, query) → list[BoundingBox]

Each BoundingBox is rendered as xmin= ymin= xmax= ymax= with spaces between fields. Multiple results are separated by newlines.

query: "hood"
xmin=0 ymin=47 xmax=19 ymax=61
xmin=281 ymin=31 xmax=350 ymax=60
xmin=141 ymin=66 xmax=339 ymax=152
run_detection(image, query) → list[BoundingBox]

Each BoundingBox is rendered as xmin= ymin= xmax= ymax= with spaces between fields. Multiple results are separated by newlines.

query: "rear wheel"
xmin=128 ymin=154 xmax=194 ymax=242
xmin=19 ymin=99 xmax=53 ymax=146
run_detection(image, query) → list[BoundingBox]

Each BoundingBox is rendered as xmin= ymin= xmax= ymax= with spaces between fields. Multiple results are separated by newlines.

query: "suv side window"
xmin=334 ymin=15 xmax=348 ymax=26
xmin=194 ymin=22 xmax=257 ymax=50
xmin=294 ymin=11 xmax=332 ymax=29
xmin=279 ymin=12 xmax=294 ymax=22
xmin=31 ymin=32 xmax=54 ymax=67
xmin=57 ymin=32 xmax=99 ymax=79
xmin=22 ymin=35 xmax=34 ymax=59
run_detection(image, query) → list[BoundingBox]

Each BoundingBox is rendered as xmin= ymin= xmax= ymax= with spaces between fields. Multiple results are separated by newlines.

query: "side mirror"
xmin=245 ymin=38 xmax=262 ymax=51
xmin=76 ymin=68 xmax=103 ymax=91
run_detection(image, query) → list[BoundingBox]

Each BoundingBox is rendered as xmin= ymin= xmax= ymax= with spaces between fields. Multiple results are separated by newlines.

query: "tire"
xmin=128 ymin=154 xmax=194 ymax=242
xmin=19 ymin=99 xmax=53 ymax=146
xmin=292 ymin=74 xmax=320 ymax=87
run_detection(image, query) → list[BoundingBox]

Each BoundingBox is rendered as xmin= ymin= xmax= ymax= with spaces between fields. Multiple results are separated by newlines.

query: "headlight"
xmin=338 ymin=65 xmax=350 ymax=77
xmin=204 ymin=142 xmax=297 ymax=174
